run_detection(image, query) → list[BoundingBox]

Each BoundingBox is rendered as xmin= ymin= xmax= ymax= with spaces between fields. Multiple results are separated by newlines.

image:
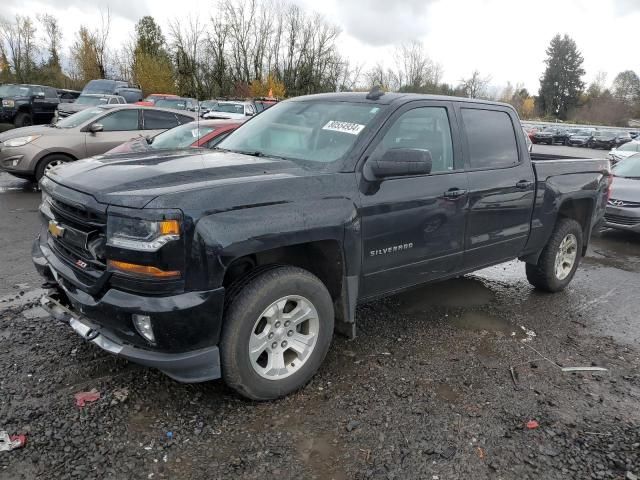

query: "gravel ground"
xmin=1 ymin=162 xmax=639 ymax=479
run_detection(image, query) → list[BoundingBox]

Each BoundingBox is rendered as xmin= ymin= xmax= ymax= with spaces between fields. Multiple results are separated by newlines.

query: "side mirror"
xmin=33 ymin=93 xmax=45 ymax=100
xmin=89 ymin=123 xmax=104 ymax=133
xmin=368 ymin=148 xmax=432 ymax=179
xmin=246 ymin=112 xmax=253 ymax=116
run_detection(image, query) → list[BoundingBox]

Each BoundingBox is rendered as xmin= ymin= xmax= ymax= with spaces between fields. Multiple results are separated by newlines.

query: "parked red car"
xmin=106 ymin=119 xmax=243 ymax=154
xmin=136 ymin=94 xmax=180 ymax=107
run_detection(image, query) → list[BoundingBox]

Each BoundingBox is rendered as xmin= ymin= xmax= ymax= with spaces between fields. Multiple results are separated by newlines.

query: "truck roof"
xmin=290 ymin=91 xmax=514 ymax=110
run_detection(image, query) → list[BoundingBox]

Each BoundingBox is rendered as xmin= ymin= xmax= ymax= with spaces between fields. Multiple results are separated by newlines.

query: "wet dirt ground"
xmin=1 ymin=155 xmax=639 ymax=479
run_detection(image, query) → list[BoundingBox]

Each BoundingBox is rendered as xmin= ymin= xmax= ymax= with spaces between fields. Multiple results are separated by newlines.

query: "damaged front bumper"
xmin=40 ymin=294 xmax=221 ymax=383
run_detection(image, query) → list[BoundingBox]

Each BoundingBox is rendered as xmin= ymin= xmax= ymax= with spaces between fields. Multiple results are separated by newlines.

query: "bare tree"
xmin=0 ymin=15 xmax=39 ymax=82
xmin=459 ymin=70 xmax=491 ymax=99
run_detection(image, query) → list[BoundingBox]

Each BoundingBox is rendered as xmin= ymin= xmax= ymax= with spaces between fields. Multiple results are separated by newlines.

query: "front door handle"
xmin=443 ymin=188 xmax=467 ymax=199
xmin=516 ymin=180 xmax=534 ymax=189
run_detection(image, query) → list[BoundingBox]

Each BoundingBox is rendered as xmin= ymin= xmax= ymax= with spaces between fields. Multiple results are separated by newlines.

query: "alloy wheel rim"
xmin=554 ymin=233 xmax=578 ymax=280
xmin=249 ymin=295 xmax=319 ymax=380
xmin=44 ymin=160 xmax=65 ymax=174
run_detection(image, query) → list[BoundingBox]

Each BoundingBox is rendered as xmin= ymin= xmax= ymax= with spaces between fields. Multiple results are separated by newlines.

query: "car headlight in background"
xmin=4 ymin=135 xmax=41 ymax=147
xmin=106 ymin=216 xmax=181 ymax=251
xmin=2 ymin=99 xmax=15 ymax=107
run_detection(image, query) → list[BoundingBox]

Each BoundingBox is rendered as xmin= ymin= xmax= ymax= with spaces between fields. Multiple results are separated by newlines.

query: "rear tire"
xmin=35 ymin=154 xmax=72 ymax=181
xmin=14 ymin=112 xmax=33 ymax=127
xmin=526 ymin=218 xmax=583 ymax=292
xmin=220 ymin=266 xmax=334 ymax=400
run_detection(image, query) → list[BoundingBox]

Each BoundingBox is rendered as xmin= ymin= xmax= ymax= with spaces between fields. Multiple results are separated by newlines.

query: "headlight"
xmin=107 ymin=216 xmax=181 ymax=251
xmin=4 ymin=135 xmax=41 ymax=147
xmin=40 ymin=191 xmax=52 ymax=210
xmin=2 ymin=99 xmax=15 ymax=107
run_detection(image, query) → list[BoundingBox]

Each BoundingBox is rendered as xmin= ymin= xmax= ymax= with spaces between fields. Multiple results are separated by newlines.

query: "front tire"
xmin=35 ymin=154 xmax=72 ymax=181
xmin=220 ymin=266 xmax=334 ymax=400
xmin=526 ymin=218 xmax=583 ymax=292
xmin=14 ymin=112 xmax=33 ymax=127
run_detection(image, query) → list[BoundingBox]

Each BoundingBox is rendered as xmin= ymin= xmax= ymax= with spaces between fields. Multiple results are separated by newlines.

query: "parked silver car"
xmin=56 ymin=94 xmax=126 ymax=119
xmin=604 ymin=153 xmax=640 ymax=233
xmin=0 ymin=105 xmax=196 ymax=180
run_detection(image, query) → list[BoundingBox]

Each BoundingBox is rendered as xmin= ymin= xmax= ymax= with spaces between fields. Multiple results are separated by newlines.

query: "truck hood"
xmin=45 ymin=149 xmax=316 ymax=208
xmin=58 ymin=103 xmax=89 ymax=114
xmin=610 ymin=176 xmax=640 ymax=202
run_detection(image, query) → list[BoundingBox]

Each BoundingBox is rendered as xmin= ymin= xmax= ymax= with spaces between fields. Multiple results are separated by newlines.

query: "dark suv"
xmin=0 ymin=84 xmax=60 ymax=127
xmin=81 ymin=79 xmax=143 ymax=103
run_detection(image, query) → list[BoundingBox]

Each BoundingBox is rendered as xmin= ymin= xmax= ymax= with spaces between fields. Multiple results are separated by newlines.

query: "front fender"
xmin=190 ymin=197 xmax=361 ymax=290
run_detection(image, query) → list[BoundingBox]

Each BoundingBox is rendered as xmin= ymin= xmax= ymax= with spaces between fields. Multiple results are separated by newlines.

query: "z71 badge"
xmin=370 ymin=243 xmax=413 ymax=257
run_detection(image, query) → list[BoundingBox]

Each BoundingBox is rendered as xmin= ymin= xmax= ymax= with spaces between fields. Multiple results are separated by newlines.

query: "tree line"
xmin=0 ymin=3 xmax=638 ymax=126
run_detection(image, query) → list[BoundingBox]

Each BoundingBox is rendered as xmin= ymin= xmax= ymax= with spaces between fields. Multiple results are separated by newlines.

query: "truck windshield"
xmin=56 ymin=108 xmax=104 ymax=128
xmin=218 ymin=101 xmax=383 ymax=164
xmin=82 ymin=80 xmax=116 ymax=94
xmin=76 ymin=95 xmax=109 ymax=105
xmin=613 ymin=156 xmax=640 ymax=178
xmin=212 ymin=103 xmax=244 ymax=114
xmin=0 ymin=85 xmax=31 ymax=97
xmin=155 ymin=99 xmax=187 ymax=110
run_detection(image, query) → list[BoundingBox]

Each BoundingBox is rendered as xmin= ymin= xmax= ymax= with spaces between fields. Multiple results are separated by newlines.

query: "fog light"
xmin=10 ymin=159 xmax=20 ymax=167
xmin=132 ymin=314 xmax=155 ymax=343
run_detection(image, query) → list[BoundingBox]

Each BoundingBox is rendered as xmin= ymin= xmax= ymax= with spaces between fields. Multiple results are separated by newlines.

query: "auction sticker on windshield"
xmin=322 ymin=120 xmax=365 ymax=135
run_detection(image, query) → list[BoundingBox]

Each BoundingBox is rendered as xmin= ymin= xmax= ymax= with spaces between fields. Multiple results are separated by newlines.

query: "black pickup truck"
xmin=0 ymin=83 xmax=60 ymax=127
xmin=34 ymin=92 xmax=611 ymax=400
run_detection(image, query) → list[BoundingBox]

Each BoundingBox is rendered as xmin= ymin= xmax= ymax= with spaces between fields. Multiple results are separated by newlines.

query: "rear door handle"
xmin=516 ymin=180 xmax=534 ymax=189
xmin=443 ymin=188 xmax=467 ymax=199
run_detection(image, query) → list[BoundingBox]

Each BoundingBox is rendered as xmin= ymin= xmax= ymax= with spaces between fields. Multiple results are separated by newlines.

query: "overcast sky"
xmin=3 ymin=0 xmax=639 ymax=93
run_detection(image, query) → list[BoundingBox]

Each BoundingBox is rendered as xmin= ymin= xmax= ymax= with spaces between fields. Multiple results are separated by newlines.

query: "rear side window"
xmin=462 ymin=108 xmax=519 ymax=169
xmin=143 ymin=110 xmax=180 ymax=130
xmin=176 ymin=114 xmax=194 ymax=125
xmin=99 ymin=109 xmax=140 ymax=131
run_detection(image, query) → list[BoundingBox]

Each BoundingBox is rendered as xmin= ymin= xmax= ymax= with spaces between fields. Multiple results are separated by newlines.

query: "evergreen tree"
xmin=538 ymin=34 xmax=585 ymax=119
xmin=132 ymin=17 xmax=174 ymax=94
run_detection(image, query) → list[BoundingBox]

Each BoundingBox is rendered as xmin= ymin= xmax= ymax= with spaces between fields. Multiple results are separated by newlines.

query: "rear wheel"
xmin=220 ymin=266 xmax=334 ymax=400
xmin=14 ymin=112 xmax=33 ymax=127
xmin=526 ymin=218 xmax=583 ymax=292
xmin=35 ymin=154 xmax=72 ymax=181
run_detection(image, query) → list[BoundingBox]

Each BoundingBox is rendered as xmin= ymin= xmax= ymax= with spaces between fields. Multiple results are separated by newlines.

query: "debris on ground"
xmin=110 ymin=387 xmax=129 ymax=405
xmin=561 ymin=366 xmax=608 ymax=373
xmin=526 ymin=420 xmax=539 ymax=430
xmin=74 ymin=389 xmax=101 ymax=407
xmin=0 ymin=431 xmax=26 ymax=452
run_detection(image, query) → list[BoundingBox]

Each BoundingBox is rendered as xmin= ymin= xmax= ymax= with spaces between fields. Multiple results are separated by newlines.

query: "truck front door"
xmin=457 ymin=106 xmax=535 ymax=269
xmin=359 ymin=102 xmax=468 ymax=298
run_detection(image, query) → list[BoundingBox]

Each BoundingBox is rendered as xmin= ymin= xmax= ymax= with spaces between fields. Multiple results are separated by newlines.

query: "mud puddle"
xmin=397 ymin=277 xmax=494 ymax=312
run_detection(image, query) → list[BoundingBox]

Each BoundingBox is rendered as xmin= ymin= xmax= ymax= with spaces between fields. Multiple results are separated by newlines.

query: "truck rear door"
xmin=359 ymin=101 xmax=468 ymax=297
xmin=457 ymin=106 xmax=535 ymax=269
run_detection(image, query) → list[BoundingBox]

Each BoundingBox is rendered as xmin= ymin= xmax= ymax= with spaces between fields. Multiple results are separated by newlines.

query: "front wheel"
xmin=220 ymin=266 xmax=335 ymax=400
xmin=14 ymin=112 xmax=33 ymax=127
xmin=526 ymin=218 xmax=583 ymax=292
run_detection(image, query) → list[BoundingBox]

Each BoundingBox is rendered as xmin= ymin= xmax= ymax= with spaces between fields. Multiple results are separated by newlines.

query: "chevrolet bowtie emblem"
xmin=48 ymin=220 xmax=65 ymax=239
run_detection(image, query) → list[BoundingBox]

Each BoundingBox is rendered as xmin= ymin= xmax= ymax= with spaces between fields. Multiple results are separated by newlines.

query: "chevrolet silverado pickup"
xmin=34 ymin=91 xmax=611 ymax=400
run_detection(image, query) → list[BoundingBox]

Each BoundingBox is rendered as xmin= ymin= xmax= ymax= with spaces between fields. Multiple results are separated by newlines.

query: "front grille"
xmin=47 ymin=196 xmax=107 ymax=281
xmin=604 ymin=214 xmax=640 ymax=226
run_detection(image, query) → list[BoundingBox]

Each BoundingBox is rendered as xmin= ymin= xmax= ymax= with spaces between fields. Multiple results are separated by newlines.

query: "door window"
xmin=45 ymin=87 xmax=58 ymax=99
xmin=461 ymin=108 xmax=519 ymax=169
xmin=372 ymin=107 xmax=454 ymax=173
xmin=98 ymin=109 xmax=139 ymax=131
xmin=143 ymin=110 xmax=180 ymax=130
